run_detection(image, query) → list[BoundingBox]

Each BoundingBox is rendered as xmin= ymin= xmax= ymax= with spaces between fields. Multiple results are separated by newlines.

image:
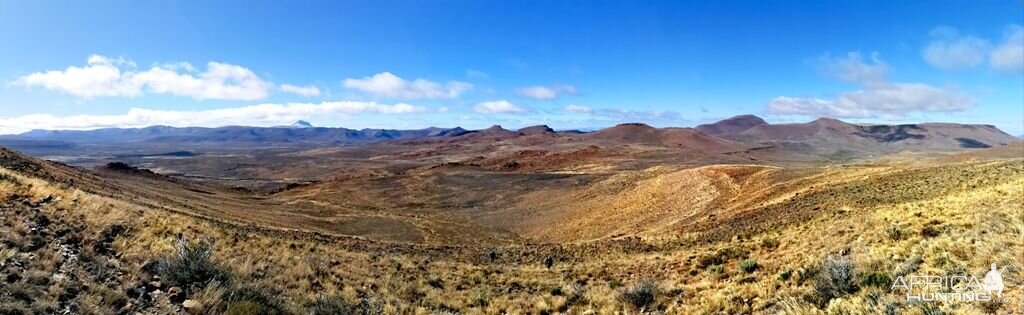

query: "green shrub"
xmin=608 ymin=279 xmax=623 ymax=289
xmin=549 ymin=286 xmax=563 ymax=296
xmin=426 ymin=275 xmax=443 ymax=289
xmin=778 ymin=269 xmax=793 ymax=281
xmin=158 ymin=236 xmax=232 ymax=289
xmin=472 ymin=291 xmax=489 ymax=307
xmin=706 ymin=265 xmax=725 ymax=275
xmin=860 ymin=271 xmax=892 ymax=288
xmin=760 ymin=238 xmax=780 ymax=250
xmin=739 ymin=259 xmax=759 ymax=273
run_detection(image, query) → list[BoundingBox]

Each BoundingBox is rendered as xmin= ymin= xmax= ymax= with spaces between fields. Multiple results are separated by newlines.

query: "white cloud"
xmin=588 ymin=108 xmax=684 ymax=121
xmin=0 ymin=101 xmax=426 ymax=134
xmin=768 ymin=97 xmax=841 ymax=117
xmin=990 ymin=25 xmax=1024 ymax=73
xmin=815 ymin=51 xmax=889 ymax=85
xmin=11 ymin=55 xmax=273 ymax=100
xmin=342 ymin=72 xmax=472 ymax=99
xmin=767 ymin=83 xmax=974 ymax=118
xmin=564 ymin=104 xmax=591 ymax=113
xmin=769 ymin=52 xmax=975 ymax=118
xmin=278 ymin=84 xmax=321 ymax=97
xmin=473 ymin=100 xmax=526 ymax=114
xmin=922 ymin=26 xmax=990 ymax=70
xmin=515 ymin=85 xmax=578 ymax=100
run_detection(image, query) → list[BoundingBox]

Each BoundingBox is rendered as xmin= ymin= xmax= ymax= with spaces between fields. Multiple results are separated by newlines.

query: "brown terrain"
xmin=1 ymin=115 xmax=1021 ymax=314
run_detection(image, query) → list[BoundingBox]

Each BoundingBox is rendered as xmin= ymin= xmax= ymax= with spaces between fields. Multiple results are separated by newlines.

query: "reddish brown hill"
xmin=588 ymin=123 xmax=660 ymax=142
xmin=695 ymin=114 xmax=768 ymax=135
xmin=588 ymin=123 xmax=743 ymax=152
xmin=517 ymin=125 xmax=556 ymax=135
xmin=730 ymin=118 xmax=1019 ymax=156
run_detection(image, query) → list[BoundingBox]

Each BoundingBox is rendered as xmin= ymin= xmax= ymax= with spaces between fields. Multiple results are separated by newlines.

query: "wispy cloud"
xmin=515 ymin=85 xmax=578 ymax=100
xmin=342 ymin=72 xmax=472 ymax=99
xmin=922 ymin=26 xmax=990 ymax=70
xmin=473 ymin=100 xmax=526 ymax=114
xmin=0 ymin=101 xmax=426 ymax=134
xmin=769 ymin=52 xmax=975 ymax=118
xmin=814 ymin=51 xmax=888 ymax=85
xmin=587 ymin=108 xmax=684 ymax=121
xmin=920 ymin=24 xmax=1023 ymax=73
xmin=563 ymin=104 xmax=591 ymax=113
xmin=990 ymin=25 xmax=1024 ymax=73
xmin=11 ymin=55 xmax=273 ymax=100
xmin=278 ymin=84 xmax=321 ymax=97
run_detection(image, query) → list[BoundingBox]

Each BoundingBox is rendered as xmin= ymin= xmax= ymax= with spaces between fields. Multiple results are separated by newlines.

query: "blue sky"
xmin=0 ymin=0 xmax=1022 ymax=135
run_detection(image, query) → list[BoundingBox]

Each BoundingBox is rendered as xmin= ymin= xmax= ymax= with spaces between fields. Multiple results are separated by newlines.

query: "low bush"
xmin=697 ymin=246 xmax=748 ymax=268
xmin=309 ymin=295 xmax=351 ymax=315
xmin=617 ymin=280 xmax=659 ymax=310
xmin=860 ymin=271 xmax=892 ymax=288
xmin=812 ymin=256 xmax=859 ymax=306
xmin=472 ymin=291 xmax=489 ymax=307
xmin=885 ymin=225 xmax=902 ymax=241
xmin=706 ymin=265 xmax=725 ymax=275
xmin=158 ymin=235 xmax=232 ymax=290
xmin=739 ymin=259 xmax=759 ymax=273
xmin=564 ymin=283 xmax=586 ymax=307
xmin=426 ymin=275 xmax=443 ymax=289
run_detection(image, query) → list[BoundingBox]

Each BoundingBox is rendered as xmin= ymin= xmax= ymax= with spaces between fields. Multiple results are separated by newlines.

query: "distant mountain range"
xmin=0 ymin=121 xmax=462 ymax=147
xmin=0 ymin=117 xmax=1018 ymax=157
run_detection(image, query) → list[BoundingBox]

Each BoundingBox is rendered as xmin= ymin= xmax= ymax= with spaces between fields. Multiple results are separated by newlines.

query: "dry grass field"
xmin=1 ymin=141 xmax=1022 ymax=314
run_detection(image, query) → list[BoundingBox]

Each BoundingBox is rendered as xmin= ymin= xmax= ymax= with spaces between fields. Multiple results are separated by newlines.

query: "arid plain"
xmin=1 ymin=115 xmax=1021 ymax=314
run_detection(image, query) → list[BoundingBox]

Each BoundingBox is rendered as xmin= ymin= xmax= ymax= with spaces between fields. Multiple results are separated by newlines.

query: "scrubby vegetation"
xmin=158 ymin=236 xmax=231 ymax=290
xmin=2 ymin=153 xmax=1022 ymax=314
xmin=617 ymin=280 xmax=660 ymax=311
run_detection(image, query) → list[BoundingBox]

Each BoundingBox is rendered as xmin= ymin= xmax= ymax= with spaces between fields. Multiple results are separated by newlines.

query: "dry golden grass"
xmin=2 ymin=155 xmax=1022 ymax=314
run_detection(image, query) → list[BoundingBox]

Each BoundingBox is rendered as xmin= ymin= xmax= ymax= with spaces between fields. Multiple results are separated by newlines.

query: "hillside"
xmin=695 ymin=114 xmax=768 ymax=135
xmin=2 ymin=142 xmax=1022 ymax=313
xmin=717 ymin=117 xmax=1020 ymax=158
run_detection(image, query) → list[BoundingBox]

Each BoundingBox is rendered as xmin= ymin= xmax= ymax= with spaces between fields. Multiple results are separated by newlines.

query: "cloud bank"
xmin=922 ymin=25 xmax=1024 ymax=73
xmin=11 ymin=55 xmax=275 ymax=100
xmin=515 ymin=85 xmax=578 ymax=100
xmin=990 ymin=25 xmax=1024 ymax=73
xmin=0 ymin=101 xmax=426 ymax=134
xmin=769 ymin=52 xmax=975 ymax=118
xmin=278 ymin=84 xmax=321 ymax=97
xmin=343 ymin=72 xmax=472 ymax=99
xmin=474 ymin=100 xmax=526 ymax=114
